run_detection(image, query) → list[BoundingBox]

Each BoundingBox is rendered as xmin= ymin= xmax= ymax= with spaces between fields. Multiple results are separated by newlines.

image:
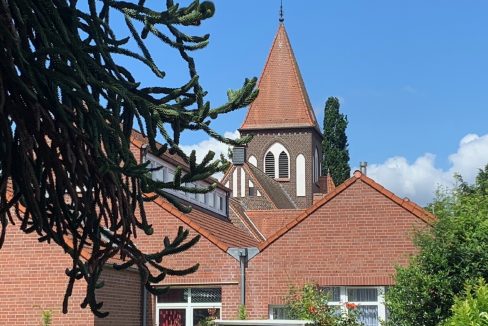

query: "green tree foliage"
xmin=443 ymin=279 xmax=488 ymax=326
xmin=385 ymin=164 xmax=488 ymax=326
xmin=0 ymin=0 xmax=258 ymax=317
xmin=321 ymin=97 xmax=350 ymax=185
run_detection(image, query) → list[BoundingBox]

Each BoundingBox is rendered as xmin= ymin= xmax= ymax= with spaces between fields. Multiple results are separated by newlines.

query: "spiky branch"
xmin=0 ymin=0 xmax=257 ymax=317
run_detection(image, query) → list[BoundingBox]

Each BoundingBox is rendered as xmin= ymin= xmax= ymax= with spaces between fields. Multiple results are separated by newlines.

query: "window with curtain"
xmin=322 ymin=286 xmax=385 ymax=326
xmin=156 ymin=288 xmax=221 ymax=326
xmin=278 ymin=151 xmax=289 ymax=178
xmin=265 ymin=152 xmax=275 ymax=178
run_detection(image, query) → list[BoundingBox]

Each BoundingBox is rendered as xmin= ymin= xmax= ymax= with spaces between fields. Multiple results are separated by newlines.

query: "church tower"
xmin=238 ymin=22 xmax=323 ymax=208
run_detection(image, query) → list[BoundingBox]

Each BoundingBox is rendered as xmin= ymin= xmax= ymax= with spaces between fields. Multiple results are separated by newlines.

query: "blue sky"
xmin=110 ymin=1 xmax=488 ymax=204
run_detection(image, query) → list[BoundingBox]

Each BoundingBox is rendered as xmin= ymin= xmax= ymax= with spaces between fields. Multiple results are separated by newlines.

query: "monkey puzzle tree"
xmin=0 ymin=0 xmax=257 ymax=317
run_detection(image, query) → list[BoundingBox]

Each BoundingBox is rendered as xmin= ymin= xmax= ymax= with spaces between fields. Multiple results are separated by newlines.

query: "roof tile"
xmin=240 ymin=24 xmax=319 ymax=131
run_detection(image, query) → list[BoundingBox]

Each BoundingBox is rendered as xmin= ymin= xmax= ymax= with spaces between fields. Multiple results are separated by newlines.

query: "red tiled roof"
xmin=240 ymin=24 xmax=319 ymax=131
xmin=150 ymin=195 xmax=259 ymax=251
xmin=244 ymin=163 xmax=296 ymax=209
xmin=229 ymin=198 xmax=266 ymax=242
xmin=258 ymin=171 xmax=437 ymax=251
xmin=246 ymin=209 xmax=304 ymax=239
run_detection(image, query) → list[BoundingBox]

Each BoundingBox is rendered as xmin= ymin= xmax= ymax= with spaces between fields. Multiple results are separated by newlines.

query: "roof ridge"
xmin=242 ymin=164 xmax=278 ymax=209
xmin=148 ymin=194 xmax=258 ymax=252
xmin=245 ymin=163 xmax=296 ymax=209
xmin=258 ymin=171 xmax=436 ymax=251
xmin=229 ymin=199 xmax=266 ymax=241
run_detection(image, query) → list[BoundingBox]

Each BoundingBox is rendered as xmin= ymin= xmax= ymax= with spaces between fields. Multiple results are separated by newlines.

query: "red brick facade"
xmin=0 ymin=22 xmax=435 ymax=326
xmin=244 ymin=179 xmax=429 ymax=319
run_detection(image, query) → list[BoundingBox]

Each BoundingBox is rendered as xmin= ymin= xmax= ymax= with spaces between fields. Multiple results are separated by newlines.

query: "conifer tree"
xmin=0 ymin=0 xmax=258 ymax=317
xmin=321 ymin=97 xmax=350 ymax=184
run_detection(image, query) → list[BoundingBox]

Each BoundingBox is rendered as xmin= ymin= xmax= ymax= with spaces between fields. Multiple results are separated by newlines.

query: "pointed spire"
xmin=240 ymin=24 xmax=320 ymax=132
xmin=279 ymin=0 xmax=284 ymax=23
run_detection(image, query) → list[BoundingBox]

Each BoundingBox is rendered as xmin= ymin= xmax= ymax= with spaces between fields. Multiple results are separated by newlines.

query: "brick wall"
xmin=94 ymin=268 xmax=141 ymax=326
xmin=131 ymin=199 xmax=243 ymax=323
xmin=243 ymin=180 xmax=429 ymax=318
xmin=242 ymin=128 xmax=322 ymax=208
xmin=0 ymin=222 xmax=95 ymax=326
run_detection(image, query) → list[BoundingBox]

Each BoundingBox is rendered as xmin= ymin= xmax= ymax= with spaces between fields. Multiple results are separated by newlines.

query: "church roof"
xmin=240 ymin=24 xmax=320 ymax=132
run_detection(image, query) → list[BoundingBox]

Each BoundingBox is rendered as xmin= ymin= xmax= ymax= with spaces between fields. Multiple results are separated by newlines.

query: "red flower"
xmin=308 ymin=306 xmax=318 ymax=314
xmin=345 ymin=302 xmax=358 ymax=310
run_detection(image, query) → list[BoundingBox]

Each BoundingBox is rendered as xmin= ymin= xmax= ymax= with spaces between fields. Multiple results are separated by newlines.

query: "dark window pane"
xmin=191 ymin=288 xmax=222 ymax=303
xmin=278 ymin=151 xmax=289 ymax=178
xmin=265 ymin=152 xmax=275 ymax=177
xmin=157 ymin=288 xmax=188 ymax=303
xmin=347 ymin=288 xmax=378 ymax=302
xmin=159 ymin=308 xmax=186 ymax=326
xmin=193 ymin=308 xmax=220 ymax=326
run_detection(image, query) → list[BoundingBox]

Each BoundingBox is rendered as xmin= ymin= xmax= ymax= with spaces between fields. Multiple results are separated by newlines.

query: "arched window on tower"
xmin=265 ymin=152 xmax=275 ymax=178
xmin=264 ymin=142 xmax=290 ymax=180
xmin=278 ymin=151 xmax=289 ymax=178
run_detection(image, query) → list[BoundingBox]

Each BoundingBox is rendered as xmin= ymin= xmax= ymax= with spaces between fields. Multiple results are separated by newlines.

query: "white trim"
xmin=232 ymin=169 xmax=238 ymax=198
xmin=240 ymin=168 xmax=246 ymax=198
xmin=326 ymin=286 xmax=386 ymax=326
xmin=264 ymin=142 xmax=290 ymax=179
xmin=147 ymin=153 xmax=227 ymax=216
xmin=155 ymin=288 xmax=222 ymax=326
xmin=296 ymin=154 xmax=306 ymax=196
xmin=248 ymin=155 xmax=257 ymax=167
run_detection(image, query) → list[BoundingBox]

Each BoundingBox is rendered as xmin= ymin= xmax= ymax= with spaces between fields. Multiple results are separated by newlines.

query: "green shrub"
xmin=443 ymin=279 xmax=488 ymax=326
xmin=385 ymin=167 xmax=488 ymax=326
xmin=238 ymin=304 xmax=248 ymax=320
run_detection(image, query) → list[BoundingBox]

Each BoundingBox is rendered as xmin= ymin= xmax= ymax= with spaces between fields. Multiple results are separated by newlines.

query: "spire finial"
xmin=279 ymin=0 xmax=284 ymax=23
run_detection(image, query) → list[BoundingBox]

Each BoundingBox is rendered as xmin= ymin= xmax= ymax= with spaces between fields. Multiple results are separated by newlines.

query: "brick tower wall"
xmin=241 ymin=128 xmax=322 ymax=209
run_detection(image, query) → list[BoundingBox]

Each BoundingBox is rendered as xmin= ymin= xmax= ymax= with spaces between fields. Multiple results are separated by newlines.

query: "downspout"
xmin=141 ymin=278 xmax=147 ymax=326
xmin=228 ymin=247 xmax=259 ymax=306
xmin=239 ymin=249 xmax=247 ymax=305
xmin=142 ymin=285 xmax=147 ymax=326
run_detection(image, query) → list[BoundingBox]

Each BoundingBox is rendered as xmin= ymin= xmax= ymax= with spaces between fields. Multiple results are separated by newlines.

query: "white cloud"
xmin=366 ymin=133 xmax=488 ymax=206
xmin=180 ymin=130 xmax=240 ymax=180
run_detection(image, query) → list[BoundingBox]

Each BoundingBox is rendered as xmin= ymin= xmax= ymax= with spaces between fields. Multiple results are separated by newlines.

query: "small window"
xmin=269 ymin=305 xmax=289 ymax=320
xmin=207 ymin=192 xmax=214 ymax=207
xmin=265 ymin=152 xmax=275 ymax=178
xmin=217 ymin=195 xmax=224 ymax=211
xmin=249 ymin=186 xmax=256 ymax=197
xmin=278 ymin=151 xmax=289 ymax=178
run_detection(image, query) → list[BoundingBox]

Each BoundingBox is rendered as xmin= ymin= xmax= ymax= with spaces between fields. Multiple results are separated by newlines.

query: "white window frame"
xmin=147 ymin=154 xmax=227 ymax=217
xmin=155 ymin=288 xmax=222 ymax=326
xmin=325 ymin=286 xmax=386 ymax=326
xmin=263 ymin=142 xmax=290 ymax=180
xmin=269 ymin=305 xmax=289 ymax=320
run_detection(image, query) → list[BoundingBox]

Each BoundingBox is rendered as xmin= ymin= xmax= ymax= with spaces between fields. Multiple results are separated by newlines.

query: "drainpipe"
xmin=227 ymin=247 xmax=259 ymax=306
xmin=239 ymin=249 xmax=248 ymax=305
xmin=141 ymin=279 xmax=147 ymax=326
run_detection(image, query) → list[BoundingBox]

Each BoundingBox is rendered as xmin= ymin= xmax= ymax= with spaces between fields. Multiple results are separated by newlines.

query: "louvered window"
xmin=265 ymin=152 xmax=275 ymax=178
xmin=278 ymin=151 xmax=289 ymax=178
